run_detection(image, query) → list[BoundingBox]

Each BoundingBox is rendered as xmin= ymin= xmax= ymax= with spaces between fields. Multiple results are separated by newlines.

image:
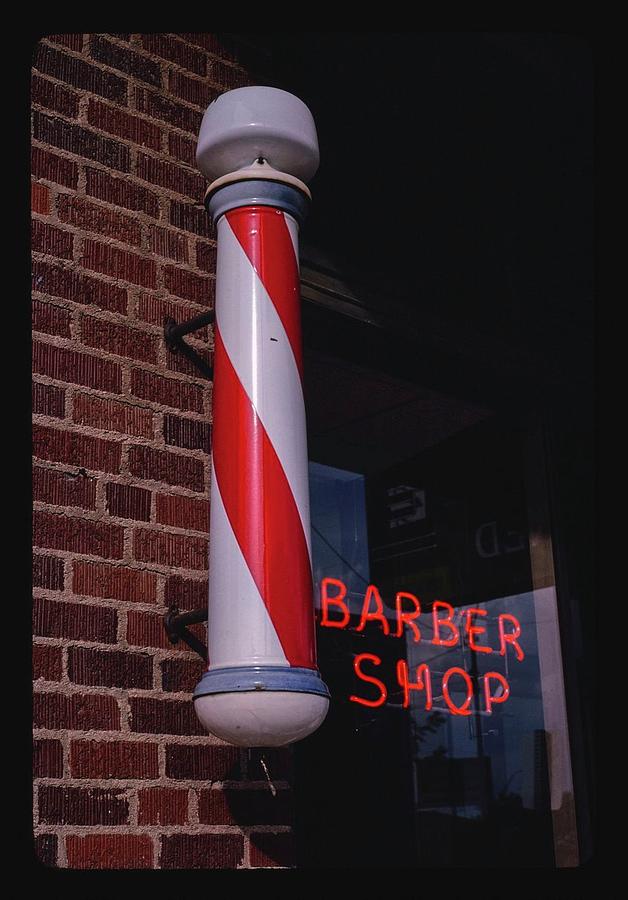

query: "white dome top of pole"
xmin=196 ymin=86 xmax=320 ymax=184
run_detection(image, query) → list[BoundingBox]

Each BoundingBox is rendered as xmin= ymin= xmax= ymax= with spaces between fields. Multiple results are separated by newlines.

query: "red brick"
xmin=160 ymin=833 xmax=243 ymax=870
xmin=168 ymin=132 xmax=196 ymax=167
xmin=33 ymin=342 xmax=123 ymax=392
xmin=129 ymin=697 xmax=205 ymax=736
xmin=163 ymin=266 xmax=214 ymax=305
xmin=133 ymin=528 xmax=208 ymax=570
xmin=163 ymin=414 xmax=211 ymax=451
xmin=81 ymin=239 xmax=156 ymax=288
xmin=140 ymin=34 xmax=206 ymax=75
xmin=127 ymin=609 xmax=181 ymax=650
xmin=39 ymin=786 xmax=129 ymax=826
xmin=32 ymin=259 xmax=128 ymax=314
xmin=161 ymin=656 xmax=204 ymax=692
xmin=137 ymin=151 xmax=204 ymax=200
xmin=89 ymin=35 xmax=162 ymax=88
xmin=32 ymin=465 xmax=97 ymax=509
xmin=32 ymin=299 xmax=71 ymax=337
xmin=34 ymin=834 xmax=58 ymax=867
xmin=165 ymin=744 xmax=240 ymax=781
xmin=72 ymin=394 xmax=153 ymax=438
xmin=128 ymin=444 xmax=205 ymax=491
xmin=250 ymin=833 xmax=295 ymax=868
xmin=33 ymin=42 xmax=127 ymax=104
xmin=179 ymin=34 xmax=239 ymax=62
xmin=32 ymin=424 xmax=122 ymax=473
xmin=130 ymin=370 xmax=204 ymax=414
xmin=149 ymin=225 xmax=189 ymax=262
xmin=33 ymin=382 xmax=65 ymax=418
xmin=33 ymin=112 xmax=130 ymax=172
xmin=206 ymin=58 xmax=250 ymax=90
xmin=80 ymin=315 xmax=158 ymax=363
xmin=33 ymin=597 xmax=118 ymax=643
xmin=31 ymin=181 xmax=51 ymax=214
xmin=34 ymin=738 xmax=63 ymax=777
xmin=73 ymin=560 xmax=157 ymax=603
xmin=33 ymin=510 xmax=124 ymax=558
xmin=66 ymin=834 xmax=153 ymax=869
xmin=33 ymin=691 xmax=120 ymax=731
xmin=31 ymin=220 xmax=74 ymax=259
xmin=164 ymin=574 xmax=208 ymax=610
xmin=85 ymin=167 xmax=160 ymax=218
xmin=196 ymin=241 xmax=217 ymax=273
xmin=31 ymin=146 xmax=78 ymax=189
xmin=138 ymin=787 xmax=188 ymax=825
xmin=136 ymin=293 xmax=210 ymax=339
xmin=87 ymin=98 xmax=162 ymax=151
xmin=169 ymin=200 xmax=213 ymax=236
xmin=135 ymin=88 xmax=202 ymax=135
xmin=70 ymin=740 xmax=159 ymax=779
xmin=57 ymin=193 xmax=142 ymax=245
xmin=166 ymin=344 xmax=213 ymax=379
xmin=46 ymin=33 xmax=84 ymax=52
xmin=198 ymin=788 xmax=293 ymax=826
xmin=68 ymin=646 xmax=153 ymax=689
xmin=31 ymin=73 xmax=80 ymax=117
xmin=168 ymin=70 xmax=219 ymax=109
xmin=33 ymin=553 xmax=65 ymax=590
xmin=33 ymin=644 xmax=63 ymax=682
xmin=155 ymin=493 xmax=209 ymax=532
xmin=105 ymin=482 xmax=151 ymax=521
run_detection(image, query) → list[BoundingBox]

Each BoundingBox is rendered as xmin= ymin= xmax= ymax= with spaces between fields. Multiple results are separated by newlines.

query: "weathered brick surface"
xmin=32 ymin=259 xmax=128 ymax=314
xmin=57 ymin=193 xmax=142 ymax=245
xmin=33 ymin=381 xmax=65 ymax=418
xmin=33 ymin=553 xmax=65 ymax=590
xmin=33 ymin=465 xmax=97 ymax=509
xmin=33 ymin=643 xmax=63 ymax=682
xmin=33 ymin=739 xmax=64 ymax=778
xmin=73 ymin=559 xmax=157 ymax=603
xmin=138 ymin=787 xmax=188 ymax=825
xmin=39 ymin=786 xmax=129 ymax=826
xmin=66 ymin=834 xmax=153 ymax=869
xmin=160 ymin=834 xmax=244 ymax=869
xmin=128 ymin=444 xmax=205 ymax=490
xmin=70 ymin=740 xmax=159 ymax=779
xmin=33 ymin=691 xmax=121 ymax=731
xmin=105 ymin=482 xmax=151 ymax=521
xmin=72 ymin=394 xmax=153 ymax=438
xmin=68 ymin=647 xmax=154 ymax=689
xmin=31 ymin=33 xmax=288 ymax=871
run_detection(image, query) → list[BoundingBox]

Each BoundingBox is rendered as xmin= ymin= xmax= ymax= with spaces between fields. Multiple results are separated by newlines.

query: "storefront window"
xmin=295 ymin=347 xmax=579 ymax=868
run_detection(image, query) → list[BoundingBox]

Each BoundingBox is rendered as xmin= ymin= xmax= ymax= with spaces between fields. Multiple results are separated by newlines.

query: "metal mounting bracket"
xmin=164 ymin=311 xmax=215 ymax=380
xmin=163 ymin=606 xmax=208 ymax=663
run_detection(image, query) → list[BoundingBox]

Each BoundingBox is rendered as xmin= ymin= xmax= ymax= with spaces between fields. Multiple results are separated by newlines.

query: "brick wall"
xmin=32 ymin=33 xmax=295 ymax=870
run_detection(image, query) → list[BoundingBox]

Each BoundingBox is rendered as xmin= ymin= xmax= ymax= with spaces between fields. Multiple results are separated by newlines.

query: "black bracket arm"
xmin=163 ymin=606 xmax=208 ymax=663
xmin=164 ymin=311 xmax=215 ymax=380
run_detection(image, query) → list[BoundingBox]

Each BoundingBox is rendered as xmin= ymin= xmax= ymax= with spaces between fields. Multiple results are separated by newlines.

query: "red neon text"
xmin=356 ymin=584 xmax=390 ymax=636
xmin=320 ymin=577 xmax=351 ymax=629
xmin=349 ymin=653 xmax=387 ymax=707
xmin=396 ymin=660 xmax=432 ymax=709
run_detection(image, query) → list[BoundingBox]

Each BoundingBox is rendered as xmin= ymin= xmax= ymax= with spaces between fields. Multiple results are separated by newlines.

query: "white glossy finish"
xmin=196 ymin=86 xmax=319 ymax=183
xmin=194 ymin=690 xmax=329 ymax=747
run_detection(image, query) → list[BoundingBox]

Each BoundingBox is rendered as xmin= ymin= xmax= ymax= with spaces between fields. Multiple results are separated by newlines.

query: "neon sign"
xmin=319 ymin=577 xmax=524 ymax=715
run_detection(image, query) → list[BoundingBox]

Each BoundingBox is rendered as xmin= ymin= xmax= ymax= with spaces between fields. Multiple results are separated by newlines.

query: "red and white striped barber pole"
xmin=193 ymin=87 xmax=330 ymax=746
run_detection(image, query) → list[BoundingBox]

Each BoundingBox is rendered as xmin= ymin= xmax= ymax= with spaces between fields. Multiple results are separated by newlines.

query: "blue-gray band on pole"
xmin=193 ymin=665 xmax=330 ymax=699
xmin=205 ymin=179 xmax=310 ymax=227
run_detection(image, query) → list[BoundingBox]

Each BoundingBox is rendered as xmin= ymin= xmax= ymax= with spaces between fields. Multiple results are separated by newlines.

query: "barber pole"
xmin=193 ymin=87 xmax=330 ymax=746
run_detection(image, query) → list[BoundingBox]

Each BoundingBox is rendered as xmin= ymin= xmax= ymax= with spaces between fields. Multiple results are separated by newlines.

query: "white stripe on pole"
xmin=216 ymin=215 xmax=312 ymax=561
xmin=207 ymin=460 xmax=289 ymax=669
